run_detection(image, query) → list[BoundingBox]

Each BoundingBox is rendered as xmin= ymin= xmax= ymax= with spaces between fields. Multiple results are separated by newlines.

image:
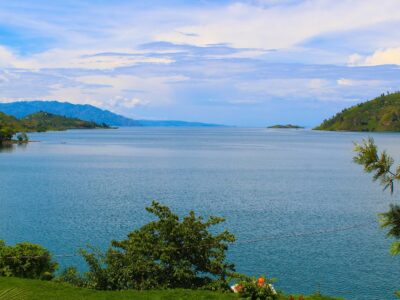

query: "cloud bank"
xmin=0 ymin=0 xmax=400 ymax=126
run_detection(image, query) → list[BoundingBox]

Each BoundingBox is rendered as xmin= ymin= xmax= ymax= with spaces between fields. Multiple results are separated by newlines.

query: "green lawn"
xmin=0 ymin=277 xmax=343 ymax=300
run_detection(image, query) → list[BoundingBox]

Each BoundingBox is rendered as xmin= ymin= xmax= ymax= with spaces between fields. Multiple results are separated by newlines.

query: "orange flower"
xmin=257 ymin=277 xmax=265 ymax=286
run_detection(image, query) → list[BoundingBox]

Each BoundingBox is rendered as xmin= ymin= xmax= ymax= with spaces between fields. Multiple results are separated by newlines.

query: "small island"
xmin=0 ymin=111 xmax=110 ymax=145
xmin=267 ymin=124 xmax=304 ymax=129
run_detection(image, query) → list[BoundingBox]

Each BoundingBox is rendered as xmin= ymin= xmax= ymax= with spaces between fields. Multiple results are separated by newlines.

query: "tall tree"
xmin=80 ymin=201 xmax=236 ymax=290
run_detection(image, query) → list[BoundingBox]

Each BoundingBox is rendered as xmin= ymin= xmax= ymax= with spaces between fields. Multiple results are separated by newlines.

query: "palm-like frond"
xmin=353 ymin=137 xmax=379 ymax=170
xmin=354 ymin=138 xmax=396 ymax=193
xmin=380 ymin=205 xmax=400 ymax=239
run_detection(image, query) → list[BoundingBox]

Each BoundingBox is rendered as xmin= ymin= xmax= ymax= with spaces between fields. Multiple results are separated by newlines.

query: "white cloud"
xmin=32 ymin=50 xmax=174 ymax=69
xmin=363 ymin=47 xmax=400 ymax=66
xmin=155 ymin=0 xmax=400 ymax=49
xmin=347 ymin=53 xmax=364 ymax=66
xmin=235 ymin=78 xmax=336 ymax=100
xmin=348 ymin=47 xmax=400 ymax=66
xmin=337 ymin=78 xmax=383 ymax=86
xmin=308 ymin=79 xmax=329 ymax=90
xmin=0 ymin=46 xmax=37 ymax=68
xmin=0 ymin=46 xmax=16 ymax=67
xmin=3 ymin=1 xmax=400 ymax=58
xmin=44 ymin=74 xmax=189 ymax=112
xmin=0 ymin=47 xmax=175 ymax=70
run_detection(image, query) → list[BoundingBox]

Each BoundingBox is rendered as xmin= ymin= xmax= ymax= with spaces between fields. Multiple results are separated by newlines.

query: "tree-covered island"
xmin=267 ymin=124 xmax=304 ymax=129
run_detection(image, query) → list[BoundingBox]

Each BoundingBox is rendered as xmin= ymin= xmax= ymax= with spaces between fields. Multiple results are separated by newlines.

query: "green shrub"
xmin=56 ymin=267 xmax=86 ymax=287
xmin=0 ymin=240 xmax=58 ymax=280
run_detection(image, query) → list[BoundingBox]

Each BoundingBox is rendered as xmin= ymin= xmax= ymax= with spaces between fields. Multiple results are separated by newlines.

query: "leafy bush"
xmin=0 ymin=240 xmax=58 ymax=280
xmin=80 ymin=201 xmax=236 ymax=290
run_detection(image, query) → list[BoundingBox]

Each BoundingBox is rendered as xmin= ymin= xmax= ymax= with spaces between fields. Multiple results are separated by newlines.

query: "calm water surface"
xmin=1 ymin=128 xmax=400 ymax=299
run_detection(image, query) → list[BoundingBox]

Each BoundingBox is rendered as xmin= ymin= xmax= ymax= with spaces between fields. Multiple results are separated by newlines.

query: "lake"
xmin=1 ymin=127 xmax=400 ymax=299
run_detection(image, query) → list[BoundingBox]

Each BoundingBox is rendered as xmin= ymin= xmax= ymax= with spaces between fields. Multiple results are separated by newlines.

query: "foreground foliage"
xmin=0 ymin=201 xmax=344 ymax=299
xmin=353 ymin=138 xmax=400 ymax=297
xmin=79 ymin=201 xmax=236 ymax=290
xmin=0 ymin=240 xmax=57 ymax=280
xmin=0 ymin=277 xmax=237 ymax=300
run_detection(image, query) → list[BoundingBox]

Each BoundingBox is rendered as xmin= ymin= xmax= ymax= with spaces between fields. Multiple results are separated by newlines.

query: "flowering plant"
xmin=232 ymin=275 xmax=278 ymax=300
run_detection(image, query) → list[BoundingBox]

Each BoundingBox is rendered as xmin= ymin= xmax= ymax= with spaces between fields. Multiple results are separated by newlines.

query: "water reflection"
xmin=0 ymin=143 xmax=28 ymax=153
xmin=0 ymin=144 xmax=14 ymax=153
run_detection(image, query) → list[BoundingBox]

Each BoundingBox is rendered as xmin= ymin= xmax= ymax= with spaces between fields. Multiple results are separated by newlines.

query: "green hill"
xmin=20 ymin=111 xmax=108 ymax=132
xmin=0 ymin=111 xmax=109 ymax=143
xmin=0 ymin=112 xmax=24 ymax=132
xmin=315 ymin=92 xmax=400 ymax=131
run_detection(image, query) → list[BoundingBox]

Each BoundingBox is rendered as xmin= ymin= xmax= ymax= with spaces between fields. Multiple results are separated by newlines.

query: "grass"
xmin=0 ymin=277 xmax=343 ymax=300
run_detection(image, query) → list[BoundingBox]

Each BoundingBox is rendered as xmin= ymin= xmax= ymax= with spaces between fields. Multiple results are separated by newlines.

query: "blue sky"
xmin=1 ymin=0 xmax=400 ymax=126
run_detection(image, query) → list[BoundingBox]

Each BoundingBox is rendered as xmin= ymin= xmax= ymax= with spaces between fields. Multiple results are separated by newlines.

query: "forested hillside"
xmin=0 ymin=111 xmax=108 ymax=143
xmin=315 ymin=92 xmax=400 ymax=131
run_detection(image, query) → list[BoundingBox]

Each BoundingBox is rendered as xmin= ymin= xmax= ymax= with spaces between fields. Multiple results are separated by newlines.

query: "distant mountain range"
xmin=0 ymin=101 xmax=223 ymax=127
xmin=315 ymin=92 xmax=400 ymax=131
